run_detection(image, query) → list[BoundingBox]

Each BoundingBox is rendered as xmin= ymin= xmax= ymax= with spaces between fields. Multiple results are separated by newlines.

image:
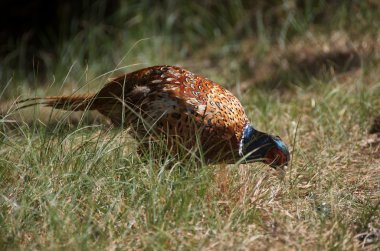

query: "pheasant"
xmin=17 ymin=65 xmax=290 ymax=168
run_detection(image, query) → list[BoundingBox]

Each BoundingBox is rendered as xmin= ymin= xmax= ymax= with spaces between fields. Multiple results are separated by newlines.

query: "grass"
xmin=1 ymin=1 xmax=380 ymax=250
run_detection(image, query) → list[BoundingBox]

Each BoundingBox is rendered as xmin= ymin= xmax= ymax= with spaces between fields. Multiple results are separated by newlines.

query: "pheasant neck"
xmin=238 ymin=123 xmax=262 ymax=157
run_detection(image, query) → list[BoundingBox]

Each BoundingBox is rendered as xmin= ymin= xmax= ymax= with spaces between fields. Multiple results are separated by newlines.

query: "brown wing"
xmin=132 ymin=66 xmax=249 ymax=160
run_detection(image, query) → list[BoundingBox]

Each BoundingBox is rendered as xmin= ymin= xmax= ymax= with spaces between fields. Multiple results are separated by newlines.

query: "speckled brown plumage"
xmin=17 ymin=65 xmax=290 ymax=167
xmin=95 ymin=65 xmax=248 ymax=161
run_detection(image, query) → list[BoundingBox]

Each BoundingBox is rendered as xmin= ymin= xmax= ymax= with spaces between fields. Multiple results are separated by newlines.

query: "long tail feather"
xmin=15 ymin=94 xmax=96 ymax=112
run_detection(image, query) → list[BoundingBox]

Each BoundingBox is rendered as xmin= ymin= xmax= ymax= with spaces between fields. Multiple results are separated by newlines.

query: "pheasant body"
xmin=18 ymin=65 xmax=290 ymax=167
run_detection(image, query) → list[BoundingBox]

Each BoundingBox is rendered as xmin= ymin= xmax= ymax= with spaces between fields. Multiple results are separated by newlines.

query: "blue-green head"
xmin=239 ymin=124 xmax=290 ymax=168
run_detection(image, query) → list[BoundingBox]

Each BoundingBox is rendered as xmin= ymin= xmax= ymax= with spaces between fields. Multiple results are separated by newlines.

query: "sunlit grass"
xmin=1 ymin=68 xmax=379 ymax=249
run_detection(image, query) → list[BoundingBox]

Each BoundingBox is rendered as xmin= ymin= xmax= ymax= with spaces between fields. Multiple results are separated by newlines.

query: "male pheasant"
xmin=17 ymin=65 xmax=290 ymax=168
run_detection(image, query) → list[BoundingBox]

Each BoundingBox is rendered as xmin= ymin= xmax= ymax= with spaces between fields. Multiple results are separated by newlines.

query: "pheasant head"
xmin=239 ymin=124 xmax=290 ymax=168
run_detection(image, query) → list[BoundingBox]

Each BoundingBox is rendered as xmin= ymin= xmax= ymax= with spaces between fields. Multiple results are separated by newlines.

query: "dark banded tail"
xmin=15 ymin=94 xmax=96 ymax=112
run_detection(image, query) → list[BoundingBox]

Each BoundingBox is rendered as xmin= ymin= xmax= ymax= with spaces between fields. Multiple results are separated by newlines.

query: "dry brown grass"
xmin=1 ymin=2 xmax=380 ymax=248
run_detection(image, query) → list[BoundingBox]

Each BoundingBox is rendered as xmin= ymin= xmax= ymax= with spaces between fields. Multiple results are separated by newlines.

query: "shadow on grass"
xmin=246 ymin=49 xmax=362 ymax=92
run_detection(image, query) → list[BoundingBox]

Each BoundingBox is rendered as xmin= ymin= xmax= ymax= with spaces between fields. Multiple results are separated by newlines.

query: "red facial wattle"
xmin=265 ymin=147 xmax=287 ymax=168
